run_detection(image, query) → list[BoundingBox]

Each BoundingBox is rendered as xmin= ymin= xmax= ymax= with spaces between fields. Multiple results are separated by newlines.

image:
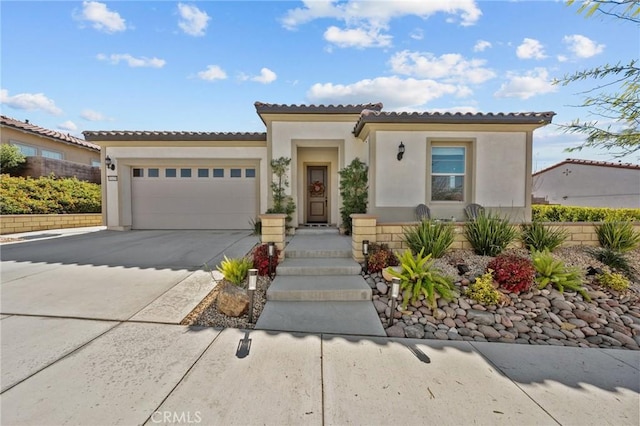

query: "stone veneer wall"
xmin=1 ymin=214 xmax=103 ymax=235
xmin=351 ymin=214 xmax=640 ymax=260
xmin=259 ymin=213 xmax=287 ymax=260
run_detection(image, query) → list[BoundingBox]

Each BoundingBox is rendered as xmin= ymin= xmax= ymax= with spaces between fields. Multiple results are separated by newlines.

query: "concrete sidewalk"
xmin=1 ymin=319 xmax=638 ymax=426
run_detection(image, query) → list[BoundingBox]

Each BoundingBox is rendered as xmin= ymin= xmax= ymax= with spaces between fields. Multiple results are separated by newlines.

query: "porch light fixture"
xmin=397 ymin=142 xmax=405 ymax=161
xmin=389 ymin=277 xmax=401 ymax=327
xmin=268 ymin=242 xmax=276 ymax=279
xmin=247 ymin=269 xmax=258 ymax=323
xmin=105 ymin=156 xmax=115 ymax=171
xmin=362 ymin=240 xmax=369 ymax=273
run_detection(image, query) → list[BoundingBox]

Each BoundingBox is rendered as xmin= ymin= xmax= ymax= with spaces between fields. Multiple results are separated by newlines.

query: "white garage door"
xmin=131 ymin=166 xmax=257 ymax=229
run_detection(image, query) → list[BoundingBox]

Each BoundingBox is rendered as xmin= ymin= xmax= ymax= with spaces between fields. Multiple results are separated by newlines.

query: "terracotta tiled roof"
xmin=254 ymin=102 xmax=384 ymax=115
xmin=83 ymin=130 xmax=267 ymax=142
xmin=1 ymin=115 xmax=100 ymax=151
xmin=533 ymin=158 xmax=640 ymax=176
xmin=353 ymin=110 xmax=556 ymax=135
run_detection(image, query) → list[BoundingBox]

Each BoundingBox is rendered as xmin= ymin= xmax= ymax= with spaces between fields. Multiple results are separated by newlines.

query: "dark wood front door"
xmin=306 ymin=166 xmax=328 ymax=223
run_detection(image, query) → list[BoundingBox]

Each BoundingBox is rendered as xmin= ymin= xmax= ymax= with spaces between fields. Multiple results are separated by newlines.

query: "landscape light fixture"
xmin=389 ymin=277 xmax=401 ymax=327
xmin=105 ymin=156 xmax=115 ymax=171
xmin=362 ymin=240 xmax=369 ymax=273
xmin=268 ymin=242 xmax=276 ymax=279
xmin=247 ymin=269 xmax=258 ymax=323
xmin=397 ymin=142 xmax=405 ymax=161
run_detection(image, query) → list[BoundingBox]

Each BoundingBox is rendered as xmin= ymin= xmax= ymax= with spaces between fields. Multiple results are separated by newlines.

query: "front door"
xmin=306 ymin=166 xmax=328 ymax=223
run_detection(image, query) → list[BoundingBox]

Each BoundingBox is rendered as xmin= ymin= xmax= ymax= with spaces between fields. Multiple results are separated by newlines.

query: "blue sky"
xmin=1 ymin=0 xmax=638 ymax=170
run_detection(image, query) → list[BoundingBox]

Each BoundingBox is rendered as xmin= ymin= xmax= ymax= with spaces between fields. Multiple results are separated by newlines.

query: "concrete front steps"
xmin=255 ymin=230 xmax=385 ymax=336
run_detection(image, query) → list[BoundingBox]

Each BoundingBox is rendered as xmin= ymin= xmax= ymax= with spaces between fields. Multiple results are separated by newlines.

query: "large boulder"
xmin=217 ymin=284 xmax=250 ymax=317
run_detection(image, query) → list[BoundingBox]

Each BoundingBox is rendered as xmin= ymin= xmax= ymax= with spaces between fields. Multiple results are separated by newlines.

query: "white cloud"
xmin=282 ymin=0 xmax=481 ymax=49
xmin=74 ymin=1 xmax=127 ymax=33
xmin=557 ymin=54 xmax=568 ymax=63
xmin=494 ymin=67 xmax=557 ymax=99
xmin=307 ymin=76 xmax=466 ymax=109
xmin=177 ymin=3 xmax=210 ymax=37
xmin=97 ymin=53 xmax=166 ymax=68
xmin=0 ymin=89 xmax=63 ymax=115
xmin=282 ymin=0 xmax=482 ymax=30
xmin=389 ymin=50 xmax=496 ymax=84
xmin=197 ymin=65 xmax=227 ymax=81
xmin=251 ymin=68 xmax=277 ymax=84
xmin=80 ymin=109 xmax=109 ymax=121
xmin=563 ymin=34 xmax=605 ymax=58
xmin=324 ymin=25 xmax=392 ymax=48
xmin=57 ymin=120 xmax=78 ymax=131
xmin=410 ymin=29 xmax=424 ymax=40
xmin=473 ymin=40 xmax=491 ymax=52
xmin=516 ymin=38 xmax=546 ymax=60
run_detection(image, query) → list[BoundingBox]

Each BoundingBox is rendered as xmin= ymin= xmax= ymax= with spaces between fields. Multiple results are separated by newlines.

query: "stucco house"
xmin=83 ymin=102 xmax=554 ymax=231
xmin=533 ymin=158 xmax=640 ymax=208
xmin=1 ymin=115 xmax=101 ymax=182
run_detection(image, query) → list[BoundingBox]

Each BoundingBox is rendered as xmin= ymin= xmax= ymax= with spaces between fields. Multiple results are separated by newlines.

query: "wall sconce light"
xmin=397 ymin=142 xmax=405 ymax=161
xmin=362 ymin=239 xmax=369 ymax=273
xmin=268 ymin=242 xmax=276 ymax=279
xmin=389 ymin=277 xmax=401 ymax=327
xmin=247 ymin=269 xmax=258 ymax=323
xmin=105 ymin=156 xmax=115 ymax=171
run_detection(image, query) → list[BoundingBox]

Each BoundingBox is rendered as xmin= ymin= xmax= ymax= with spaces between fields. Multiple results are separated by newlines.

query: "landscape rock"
xmin=217 ymin=284 xmax=249 ymax=317
xmin=404 ymin=325 xmax=425 ymax=339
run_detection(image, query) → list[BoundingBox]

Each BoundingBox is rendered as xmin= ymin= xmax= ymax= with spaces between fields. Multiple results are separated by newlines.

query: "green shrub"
xmin=595 ymin=221 xmax=640 ymax=252
xmin=403 ymin=219 xmax=454 ymax=258
xmin=339 ymin=158 xmax=368 ymax=235
xmin=0 ymin=144 xmax=26 ymax=175
xmin=532 ymin=250 xmax=590 ymax=300
xmin=596 ymin=272 xmax=630 ymax=292
xmin=388 ymin=248 xmax=457 ymax=309
xmin=0 ymin=174 xmax=101 ymax=214
xmin=465 ymin=271 xmax=501 ymax=305
xmin=588 ymin=247 xmax=637 ymax=279
xmin=520 ymin=222 xmax=568 ymax=252
xmin=532 ymin=205 xmax=640 ymax=222
xmin=217 ymin=255 xmax=252 ymax=286
xmin=463 ymin=213 xmax=518 ymax=256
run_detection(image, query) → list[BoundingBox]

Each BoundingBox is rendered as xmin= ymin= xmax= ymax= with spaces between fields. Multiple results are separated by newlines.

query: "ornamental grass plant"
xmin=463 ymin=212 xmax=518 ymax=256
xmin=520 ymin=222 xmax=568 ymax=252
xmin=403 ymin=219 xmax=455 ymax=259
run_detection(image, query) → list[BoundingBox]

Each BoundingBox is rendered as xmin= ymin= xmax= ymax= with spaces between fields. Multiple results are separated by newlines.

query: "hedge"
xmin=0 ymin=174 xmax=101 ymax=214
xmin=532 ymin=205 xmax=640 ymax=222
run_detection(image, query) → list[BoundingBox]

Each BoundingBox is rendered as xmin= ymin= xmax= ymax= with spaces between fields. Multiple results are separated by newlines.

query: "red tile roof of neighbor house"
xmin=353 ymin=110 xmax=556 ymax=135
xmin=533 ymin=158 xmax=640 ymax=176
xmin=1 ymin=115 xmax=100 ymax=151
xmin=83 ymin=130 xmax=267 ymax=142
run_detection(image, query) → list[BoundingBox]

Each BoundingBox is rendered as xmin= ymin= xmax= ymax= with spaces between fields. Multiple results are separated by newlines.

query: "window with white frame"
xmin=42 ymin=149 xmax=63 ymax=160
xmin=11 ymin=142 xmax=37 ymax=157
xmin=431 ymin=146 xmax=466 ymax=202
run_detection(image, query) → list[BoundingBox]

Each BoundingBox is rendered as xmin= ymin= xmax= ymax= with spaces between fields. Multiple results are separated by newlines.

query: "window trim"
xmin=10 ymin=141 xmax=38 ymax=157
xmin=427 ymin=139 xmax=474 ymax=204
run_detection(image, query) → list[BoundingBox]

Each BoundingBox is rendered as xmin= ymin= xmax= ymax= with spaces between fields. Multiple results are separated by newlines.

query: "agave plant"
xmin=532 ymin=250 xmax=590 ymax=301
xmin=388 ymin=248 xmax=458 ymax=309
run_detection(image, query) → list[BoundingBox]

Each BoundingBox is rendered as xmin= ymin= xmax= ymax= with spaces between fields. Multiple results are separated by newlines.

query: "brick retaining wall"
xmin=1 ymin=214 xmax=103 ymax=235
xmin=351 ymin=214 xmax=640 ymax=260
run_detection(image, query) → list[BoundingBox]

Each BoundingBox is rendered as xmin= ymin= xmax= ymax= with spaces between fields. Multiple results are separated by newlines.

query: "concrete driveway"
xmin=0 ymin=229 xmax=258 ymax=321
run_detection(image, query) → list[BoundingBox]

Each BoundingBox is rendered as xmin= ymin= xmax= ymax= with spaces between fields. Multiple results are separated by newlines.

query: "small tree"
xmin=0 ymin=144 xmax=26 ymax=175
xmin=339 ymin=158 xmax=368 ymax=235
xmin=266 ymin=157 xmax=296 ymax=227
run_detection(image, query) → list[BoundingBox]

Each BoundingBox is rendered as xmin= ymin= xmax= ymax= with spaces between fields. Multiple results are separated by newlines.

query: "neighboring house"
xmin=533 ymin=158 xmax=640 ymax=208
xmin=83 ymin=102 xmax=554 ymax=231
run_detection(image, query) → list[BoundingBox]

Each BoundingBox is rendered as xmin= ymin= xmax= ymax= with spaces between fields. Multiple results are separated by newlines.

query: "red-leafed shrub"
xmin=487 ymin=254 xmax=535 ymax=293
xmin=366 ymin=243 xmax=399 ymax=273
xmin=252 ymin=244 xmax=281 ymax=276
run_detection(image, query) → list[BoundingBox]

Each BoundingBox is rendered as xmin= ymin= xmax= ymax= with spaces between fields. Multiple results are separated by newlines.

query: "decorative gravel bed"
xmin=181 ymin=275 xmax=270 ymax=329
xmin=365 ymin=246 xmax=640 ymax=350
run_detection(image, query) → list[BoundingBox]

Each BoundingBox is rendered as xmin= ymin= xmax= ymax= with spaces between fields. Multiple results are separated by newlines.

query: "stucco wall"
xmin=370 ymin=130 xmax=529 ymax=222
xmin=533 ymin=164 xmax=640 ymax=208
xmin=1 ymin=214 xmax=103 ymax=235
xmin=103 ymin=146 xmax=268 ymax=230
xmin=1 ymin=129 xmax=99 ymax=165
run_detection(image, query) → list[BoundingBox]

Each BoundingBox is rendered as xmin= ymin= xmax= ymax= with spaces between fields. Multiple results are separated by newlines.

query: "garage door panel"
xmin=131 ymin=167 xmax=257 ymax=229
